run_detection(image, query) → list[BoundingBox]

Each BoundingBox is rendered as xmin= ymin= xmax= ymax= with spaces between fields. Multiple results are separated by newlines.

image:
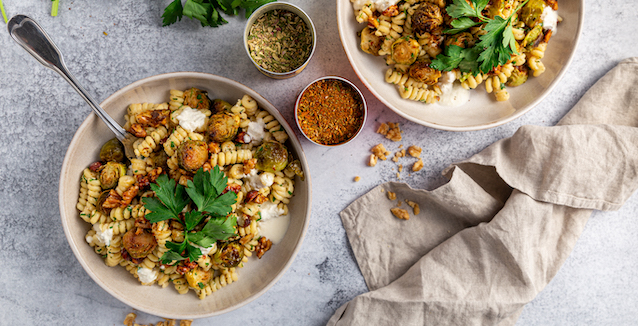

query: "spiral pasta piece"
xmin=134 ymin=126 xmax=168 ymax=158
xmin=163 ymin=125 xmax=204 ymax=157
xmin=255 ymin=110 xmax=288 ymax=143
xmin=105 ymin=235 xmax=123 ymax=267
xmin=209 ymin=149 xmax=253 ymax=167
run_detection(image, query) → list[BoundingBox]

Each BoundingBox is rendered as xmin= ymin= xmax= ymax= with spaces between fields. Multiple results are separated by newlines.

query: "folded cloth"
xmin=328 ymin=58 xmax=638 ymax=326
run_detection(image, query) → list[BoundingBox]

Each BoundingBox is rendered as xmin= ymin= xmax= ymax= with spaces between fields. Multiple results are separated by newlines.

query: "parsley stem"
xmin=0 ymin=0 xmax=8 ymax=24
xmin=51 ymin=0 xmax=59 ymax=17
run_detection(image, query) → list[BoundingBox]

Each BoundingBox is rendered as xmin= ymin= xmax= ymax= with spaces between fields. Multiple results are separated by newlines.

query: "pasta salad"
xmin=76 ymin=88 xmax=303 ymax=299
xmin=351 ymin=0 xmax=560 ymax=105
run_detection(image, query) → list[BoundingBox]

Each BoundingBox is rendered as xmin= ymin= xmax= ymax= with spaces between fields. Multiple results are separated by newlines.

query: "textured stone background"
xmin=1 ymin=0 xmax=637 ymax=325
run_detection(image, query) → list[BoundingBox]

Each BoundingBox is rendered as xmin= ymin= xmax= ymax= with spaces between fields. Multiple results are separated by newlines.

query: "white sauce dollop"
xmin=437 ymin=71 xmax=470 ymax=107
xmin=259 ymin=201 xmax=286 ymax=222
xmin=93 ymin=223 xmax=113 ymax=246
xmin=176 ymin=107 xmax=207 ymax=132
xmin=137 ymin=267 xmax=158 ymax=284
xmin=246 ymin=170 xmax=274 ymax=190
xmin=246 ymin=118 xmax=267 ymax=143
xmin=190 ymin=242 xmax=217 ymax=256
xmin=259 ymin=214 xmax=290 ymax=244
xmin=541 ymin=6 xmax=559 ymax=35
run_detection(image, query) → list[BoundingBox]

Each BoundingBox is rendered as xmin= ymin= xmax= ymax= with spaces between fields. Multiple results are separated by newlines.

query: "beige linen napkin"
xmin=328 ymin=58 xmax=638 ymax=325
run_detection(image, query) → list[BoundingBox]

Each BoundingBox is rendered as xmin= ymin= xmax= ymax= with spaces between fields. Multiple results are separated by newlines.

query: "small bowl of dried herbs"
xmin=244 ymin=2 xmax=316 ymax=79
xmin=295 ymin=76 xmax=367 ymax=146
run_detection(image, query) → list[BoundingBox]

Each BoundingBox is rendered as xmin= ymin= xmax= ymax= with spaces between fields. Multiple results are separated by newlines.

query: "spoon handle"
xmin=7 ymin=15 xmax=128 ymax=142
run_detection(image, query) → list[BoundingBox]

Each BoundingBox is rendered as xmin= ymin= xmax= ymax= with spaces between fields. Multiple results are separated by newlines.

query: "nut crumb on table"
xmin=407 ymin=145 xmax=422 ymax=158
xmin=354 ymin=176 xmax=361 ymax=182
xmin=371 ymin=143 xmax=390 ymax=160
xmin=391 ymin=207 xmax=410 ymax=220
xmin=123 ymin=313 xmax=191 ymax=326
xmin=413 ymin=158 xmax=424 ymax=172
xmin=387 ymin=191 xmax=397 ymax=200
xmin=368 ymin=154 xmax=377 ymax=167
xmin=405 ymin=199 xmax=420 ymax=215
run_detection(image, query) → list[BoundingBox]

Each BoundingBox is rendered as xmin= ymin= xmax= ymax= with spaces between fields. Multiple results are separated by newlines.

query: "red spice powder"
xmin=297 ymin=79 xmax=364 ymax=145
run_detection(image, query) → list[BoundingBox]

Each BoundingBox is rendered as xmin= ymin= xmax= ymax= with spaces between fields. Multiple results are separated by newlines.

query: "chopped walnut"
xmin=129 ymin=123 xmax=147 ymax=138
xmin=354 ymin=176 xmax=361 ymax=182
xmin=135 ymin=109 xmax=170 ymax=127
xmin=371 ymin=144 xmax=390 ymax=160
xmin=387 ymin=191 xmax=397 ymax=200
xmin=242 ymin=158 xmax=257 ymax=174
xmin=385 ymin=123 xmax=402 ymax=142
xmin=101 ymin=190 xmax=123 ymax=209
xmin=412 ymin=159 xmax=424 ymax=172
xmin=398 ymin=164 xmax=403 ymax=172
xmin=405 ymin=199 xmax=420 ymax=215
xmin=180 ymin=321 xmax=193 ymax=326
xmin=246 ymin=190 xmax=267 ymax=204
xmin=255 ymin=237 xmax=273 ymax=259
xmin=208 ymin=142 xmax=221 ymax=154
xmin=382 ymin=4 xmax=399 ymax=16
xmin=391 ymin=207 xmax=410 ymax=220
xmin=368 ymin=154 xmax=378 ymax=167
xmin=123 ymin=313 xmax=136 ymax=326
xmin=396 ymin=172 xmax=401 ymax=178
xmin=407 ymin=145 xmax=422 ymax=158
xmin=376 ymin=123 xmax=390 ymax=135
xmin=120 ymin=185 xmax=139 ymax=207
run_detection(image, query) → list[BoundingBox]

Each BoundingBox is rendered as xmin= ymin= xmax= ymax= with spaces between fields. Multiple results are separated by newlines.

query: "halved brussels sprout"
xmin=212 ymin=99 xmax=233 ymax=113
xmin=255 ymin=141 xmax=289 ymax=172
xmin=207 ymin=112 xmax=240 ymax=143
xmin=185 ymin=267 xmax=213 ymax=289
xmin=444 ymin=32 xmax=475 ymax=49
xmin=183 ymin=88 xmax=211 ymax=111
xmin=506 ymin=66 xmax=529 ymax=87
xmin=99 ymin=138 xmax=125 ymax=162
xmin=520 ymin=0 xmax=545 ymax=28
xmin=391 ymin=37 xmax=421 ymax=65
xmin=177 ymin=140 xmax=209 ymax=173
xmin=213 ymin=241 xmax=244 ymax=268
xmin=122 ymin=228 xmax=157 ymax=259
xmin=99 ymin=162 xmax=126 ymax=189
xmin=360 ymin=26 xmax=382 ymax=56
xmin=411 ymin=3 xmax=443 ymax=35
xmin=408 ymin=61 xmax=441 ymax=85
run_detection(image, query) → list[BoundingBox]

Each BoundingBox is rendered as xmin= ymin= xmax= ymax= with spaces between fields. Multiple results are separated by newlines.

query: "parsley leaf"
xmin=186 ymin=167 xmax=237 ymax=216
xmin=162 ymin=0 xmax=184 ymax=26
xmin=200 ymin=215 xmax=237 ymax=241
xmin=143 ymin=174 xmax=189 ymax=223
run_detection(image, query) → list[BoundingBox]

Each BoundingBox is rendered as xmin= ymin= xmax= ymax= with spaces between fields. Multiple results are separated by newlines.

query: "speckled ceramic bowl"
xmin=58 ymin=72 xmax=311 ymax=319
xmin=244 ymin=2 xmax=316 ymax=79
xmin=337 ymin=0 xmax=584 ymax=131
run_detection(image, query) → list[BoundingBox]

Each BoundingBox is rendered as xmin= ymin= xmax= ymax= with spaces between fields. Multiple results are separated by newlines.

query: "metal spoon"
xmin=8 ymin=14 xmax=137 ymax=160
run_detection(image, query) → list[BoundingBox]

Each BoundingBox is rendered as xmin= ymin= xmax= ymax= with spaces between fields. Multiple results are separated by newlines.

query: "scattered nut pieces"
xmin=385 ymin=122 xmax=402 ymax=142
xmin=387 ymin=191 xmax=397 ymax=200
xmin=124 ymin=313 xmax=137 ymax=326
xmin=354 ymin=176 xmax=361 ymax=182
xmin=398 ymin=164 xmax=403 ymax=172
xmin=368 ymin=154 xmax=378 ymax=167
xmin=396 ymin=172 xmax=401 ymax=178
xmin=371 ymin=143 xmax=390 ymax=160
xmin=405 ymin=199 xmax=420 ymax=215
xmin=123 ymin=312 xmax=189 ymax=326
xmin=407 ymin=145 xmax=422 ymax=158
xmin=412 ymin=158 xmax=424 ymax=172
xmin=377 ymin=122 xmax=390 ymax=135
xmin=391 ymin=207 xmax=410 ymax=220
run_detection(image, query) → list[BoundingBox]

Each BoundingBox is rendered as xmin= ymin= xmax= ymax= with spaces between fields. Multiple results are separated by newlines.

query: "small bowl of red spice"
xmin=295 ymin=76 xmax=367 ymax=146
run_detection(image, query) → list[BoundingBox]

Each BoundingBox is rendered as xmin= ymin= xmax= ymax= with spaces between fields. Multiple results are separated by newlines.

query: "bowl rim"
xmin=58 ymin=71 xmax=312 ymax=319
xmin=335 ymin=0 xmax=586 ymax=131
xmin=243 ymin=2 xmax=317 ymax=78
xmin=294 ymin=75 xmax=368 ymax=147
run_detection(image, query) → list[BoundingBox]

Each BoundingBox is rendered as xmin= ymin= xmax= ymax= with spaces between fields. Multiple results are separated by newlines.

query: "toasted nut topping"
xmin=391 ymin=207 xmax=410 ymax=220
xmin=387 ymin=191 xmax=397 ymax=200
xmin=368 ymin=154 xmax=378 ymax=167
xmin=412 ymin=158 xmax=424 ymax=172
xmin=407 ymin=145 xmax=422 ymax=158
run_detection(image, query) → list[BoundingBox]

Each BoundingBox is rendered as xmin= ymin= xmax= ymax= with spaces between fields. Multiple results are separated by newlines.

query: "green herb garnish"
xmin=162 ymin=0 xmax=277 ymax=28
xmin=51 ymin=0 xmax=59 ymax=17
xmin=0 ymin=0 xmax=8 ymax=23
xmin=142 ymin=167 xmax=238 ymax=264
xmin=431 ymin=0 xmax=528 ymax=75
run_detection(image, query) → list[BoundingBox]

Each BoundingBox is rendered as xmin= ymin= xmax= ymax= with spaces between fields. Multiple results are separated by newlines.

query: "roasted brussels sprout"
xmin=213 ymin=241 xmax=244 ymax=268
xmin=99 ymin=138 xmax=125 ymax=162
xmin=96 ymin=190 xmax=112 ymax=215
xmin=411 ymin=3 xmax=443 ymax=35
xmin=177 ymin=140 xmax=209 ymax=173
xmin=408 ymin=61 xmax=441 ymax=85
xmin=521 ymin=24 xmax=543 ymax=47
xmin=520 ymin=0 xmax=545 ymax=28
xmin=122 ymin=228 xmax=157 ymax=259
xmin=149 ymin=151 xmax=169 ymax=171
xmin=444 ymin=32 xmax=475 ymax=49
xmin=360 ymin=26 xmax=382 ymax=56
xmin=183 ymin=87 xmax=211 ymax=111
xmin=212 ymin=99 xmax=233 ymax=113
xmin=99 ymin=162 xmax=126 ymax=189
xmin=287 ymin=159 xmax=305 ymax=181
xmin=207 ymin=112 xmax=240 ymax=143
xmin=506 ymin=66 xmax=529 ymax=87
xmin=391 ymin=37 xmax=421 ymax=65
xmin=255 ymin=141 xmax=289 ymax=172
xmin=185 ymin=267 xmax=213 ymax=289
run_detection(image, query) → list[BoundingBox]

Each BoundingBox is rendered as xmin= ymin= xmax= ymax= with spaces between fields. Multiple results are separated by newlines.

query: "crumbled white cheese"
xmin=177 ymin=107 xmax=207 ymax=132
xmin=85 ymin=235 xmax=94 ymax=245
xmin=93 ymin=223 xmax=113 ymax=246
xmin=137 ymin=267 xmax=158 ymax=284
xmin=247 ymin=118 xmax=267 ymax=143
xmin=190 ymin=242 xmax=217 ymax=256
xmin=351 ymin=0 xmax=399 ymax=11
xmin=541 ymin=6 xmax=558 ymax=35
xmin=259 ymin=172 xmax=275 ymax=188
xmin=258 ymin=201 xmax=286 ymax=222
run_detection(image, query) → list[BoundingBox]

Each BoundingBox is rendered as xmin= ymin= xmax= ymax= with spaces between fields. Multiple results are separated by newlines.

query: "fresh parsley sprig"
xmin=142 ymin=167 xmax=238 ymax=264
xmin=431 ymin=0 xmax=528 ymax=75
xmin=162 ymin=0 xmax=277 ymax=28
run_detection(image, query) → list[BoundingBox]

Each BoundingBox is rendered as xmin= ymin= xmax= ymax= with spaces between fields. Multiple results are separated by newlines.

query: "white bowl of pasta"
xmin=337 ymin=0 xmax=583 ymax=131
xmin=58 ymin=72 xmax=311 ymax=319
